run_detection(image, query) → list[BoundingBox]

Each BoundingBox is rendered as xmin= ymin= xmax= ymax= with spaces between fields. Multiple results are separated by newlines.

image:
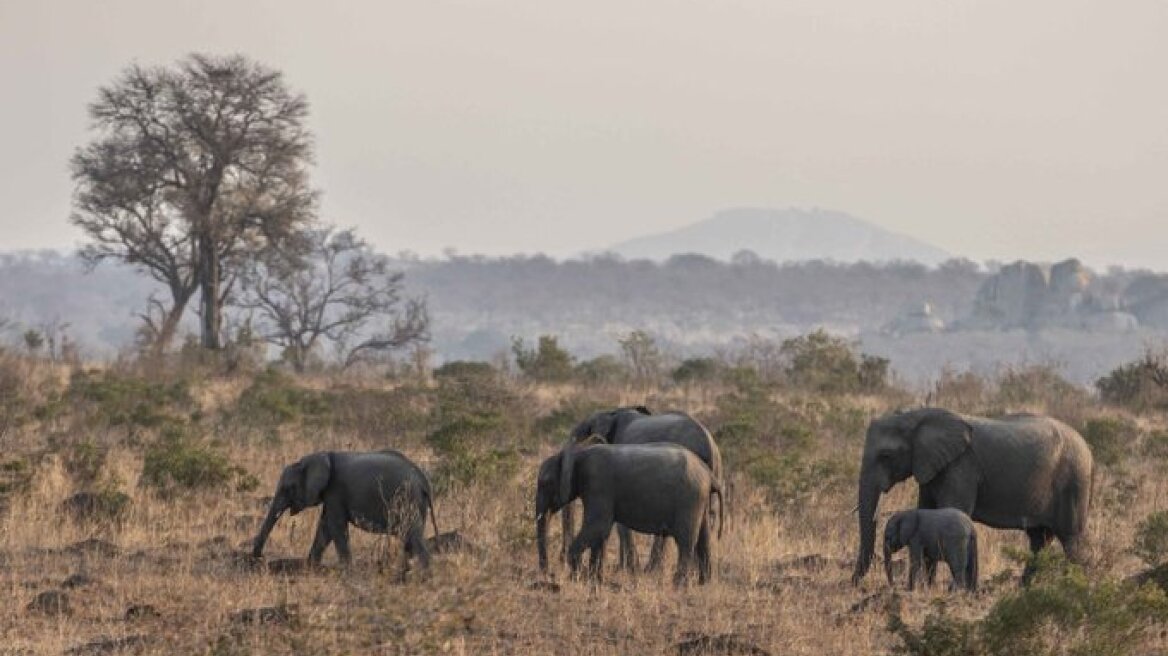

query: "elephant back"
xmin=616 ymin=412 xmax=721 ymax=480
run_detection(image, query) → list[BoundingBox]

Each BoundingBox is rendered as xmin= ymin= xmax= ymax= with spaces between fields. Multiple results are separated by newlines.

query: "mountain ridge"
xmin=602 ymin=207 xmax=952 ymax=265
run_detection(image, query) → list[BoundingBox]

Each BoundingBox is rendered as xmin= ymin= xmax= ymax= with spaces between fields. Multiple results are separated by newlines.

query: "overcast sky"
xmin=2 ymin=1 xmax=1166 ymax=267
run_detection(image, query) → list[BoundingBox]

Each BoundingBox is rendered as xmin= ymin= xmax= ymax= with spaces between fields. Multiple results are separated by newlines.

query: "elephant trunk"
xmin=853 ymin=479 xmax=880 ymax=584
xmin=252 ymin=494 xmax=287 ymax=559
xmin=883 ymin=538 xmax=894 ymax=586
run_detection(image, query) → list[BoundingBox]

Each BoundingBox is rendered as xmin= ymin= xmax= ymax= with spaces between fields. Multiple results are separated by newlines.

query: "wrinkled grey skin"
xmin=562 ymin=406 xmax=724 ymax=572
xmin=252 ymin=449 xmax=438 ymax=576
xmin=884 ymin=508 xmax=978 ymax=592
xmin=853 ymin=408 xmax=1093 ymax=585
xmin=535 ymin=443 xmax=723 ymax=585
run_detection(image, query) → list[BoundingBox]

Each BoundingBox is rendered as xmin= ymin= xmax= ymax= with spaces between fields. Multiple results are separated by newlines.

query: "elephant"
xmin=535 ymin=442 xmax=723 ymax=585
xmin=883 ymin=508 xmax=978 ymax=592
xmin=853 ymin=408 xmax=1093 ymax=585
xmin=561 ymin=406 xmax=724 ymax=572
xmin=252 ymin=449 xmax=438 ymax=577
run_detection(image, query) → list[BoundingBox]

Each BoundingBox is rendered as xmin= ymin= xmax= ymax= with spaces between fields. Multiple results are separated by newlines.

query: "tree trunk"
xmin=199 ymin=236 xmax=222 ymax=350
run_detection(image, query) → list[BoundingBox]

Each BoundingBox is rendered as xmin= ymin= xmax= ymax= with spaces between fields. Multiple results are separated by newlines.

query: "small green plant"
xmin=1134 ymin=510 xmax=1168 ymax=567
xmin=232 ymin=368 xmax=332 ymax=426
xmin=888 ymin=600 xmax=979 ymax=656
xmin=62 ymin=439 xmax=107 ymax=487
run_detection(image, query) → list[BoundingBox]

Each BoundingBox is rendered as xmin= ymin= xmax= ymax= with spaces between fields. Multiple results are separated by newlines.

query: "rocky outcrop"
xmin=1124 ymin=274 xmax=1168 ymax=329
xmin=964 ymin=258 xmax=1134 ymax=332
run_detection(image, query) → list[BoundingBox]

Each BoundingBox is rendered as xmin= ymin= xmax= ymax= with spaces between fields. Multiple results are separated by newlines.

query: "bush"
xmin=62 ymin=439 xmax=107 ymax=488
xmin=66 ymin=369 xmax=193 ymax=433
xmin=1080 ymin=416 xmax=1139 ymax=468
xmin=780 ymin=329 xmax=887 ymax=393
xmin=573 ymin=355 xmax=627 ymax=384
xmin=890 ymin=551 xmax=1168 ymax=656
xmin=996 ymin=364 xmax=1086 ymax=410
xmin=232 ymin=369 xmax=332 ymax=426
xmin=140 ymin=431 xmax=255 ymax=495
xmin=426 ymin=412 xmax=519 ymax=492
xmin=1134 ymin=511 xmax=1168 ymax=567
xmin=671 ymin=357 xmax=721 ymax=385
xmin=512 ymin=335 xmax=574 ymax=382
xmin=1097 ymin=349 xmax=1168 ymax=411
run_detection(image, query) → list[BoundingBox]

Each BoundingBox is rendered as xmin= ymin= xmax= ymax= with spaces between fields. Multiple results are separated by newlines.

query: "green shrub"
xmin=890 ymin=550 xmax=1168 ymax=656
xmin=66 ymin=369 xmax=193 ymax=432
xmin=573 ymin=355 xmax=627 ymax=384
xmin=1080 ymin=416 xmax=1138 ymax=467
xmin=233 ymin=369 xmax=332 ymax=426
xmin=140 ymin=432 xmax=253 ymax=494
xmin=996 ymin=364 xmax=1086 ymax=410
xmin=512 ymin=335 xmax=574 ymax=382
xmin=426 ymin=412 xmax=519 ymax=492
xmin=0 ymin=457 xmax=33 ymax=507
xmin=1142 ymin=430 xmax=1168 ymax=460
xmin=533 ymin=396 xmax=611 ymax=441
xmin=780 ymin=329 xmax=888 ymax=393
xmin=433 ymin=360 xmax=497 ymax=382
xmin=1134 ymin=511 xmax=1168 ymax=567
xmin=672 ymin=357 xmax=721 ymax=385
xmin=1097 ymin=349 xmax=1168 ymax=411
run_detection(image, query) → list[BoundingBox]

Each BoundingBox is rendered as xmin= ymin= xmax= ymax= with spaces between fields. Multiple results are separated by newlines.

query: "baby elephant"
xmin=884 ymin=508 xmax=978 ymax=592
xmin=535 ymin=442 xmax=723 ymax=585
xmin=252 ymin=449 xmax=438 ymax=576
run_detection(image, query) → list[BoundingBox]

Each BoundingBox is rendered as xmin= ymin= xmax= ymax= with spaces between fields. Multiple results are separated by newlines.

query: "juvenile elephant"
xmin=563 ymin=406 xmax=724 ymax=572
xmin=535 ymin=442 xmax=723 ymax=585
xmin=853 ymin=408 xmax=1094 ymax=585
xmin=252 ymin=449 xmax=438 ymax=576
xmin=884 ymin=508 xmax=978 ymax=592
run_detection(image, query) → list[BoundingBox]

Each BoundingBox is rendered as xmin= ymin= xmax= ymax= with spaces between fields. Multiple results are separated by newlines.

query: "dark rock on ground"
xmin=527 ymin=580 xmax=561 ymax=593
xmin=230 ymin=604 xmax=298 ymax=625
xmin=64 ymin=634 xmax=148 ymax=655
xmin=124 ymin=603 xmax=161 ymax=620
xmin=62 ymin=573 xmax=98 ymax=589
xmin=60 ymin=491 xmax=130 ymax=523
xmin=427 ymin=530 xmax=480 ymax=555
xmin=26 ymin=589 xmax=70 ymax=615
xmin=675 ymin=632 xmax=771 ymax=656
xmin=63 ymin=538 xmax=120 ymax=557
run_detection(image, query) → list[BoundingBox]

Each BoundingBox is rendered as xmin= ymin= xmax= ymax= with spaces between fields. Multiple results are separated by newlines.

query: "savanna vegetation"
xmin=2 ymin=331 xmax=1168 ymax=655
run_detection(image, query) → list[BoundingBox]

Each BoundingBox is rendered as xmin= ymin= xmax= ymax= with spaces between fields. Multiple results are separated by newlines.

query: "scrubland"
xmin=2 ymin=342 xmax=1168 ymax=655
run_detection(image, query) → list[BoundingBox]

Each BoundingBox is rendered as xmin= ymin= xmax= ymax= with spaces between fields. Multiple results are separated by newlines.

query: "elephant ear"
xmin=896 ymin=512 xmax=919 ymax=545
xmin=300 ymin=452 xmax=332 ymax=507
xmin=558 ymin=448 xmax=575 ymax=507
xmin=911 ymin=411 xmax=972 ymax=485
xmin=591 ymin=412 xmax=619 ymax=441
xmin=632 ymin=405 xmax=651 ymax=415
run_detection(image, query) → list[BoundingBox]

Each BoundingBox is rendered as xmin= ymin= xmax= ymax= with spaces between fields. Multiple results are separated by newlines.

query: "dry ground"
xmin=1 ymin=378 xmax=1166 ymax=654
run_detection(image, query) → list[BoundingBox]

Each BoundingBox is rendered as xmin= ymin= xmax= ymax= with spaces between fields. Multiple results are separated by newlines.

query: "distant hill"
xmin=603 ymin=207 xmax=952 ymax=265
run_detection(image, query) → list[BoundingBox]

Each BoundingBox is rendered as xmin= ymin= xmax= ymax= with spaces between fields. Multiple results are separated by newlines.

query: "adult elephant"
xmin=852 ymin=408 xmax=1094 ymax=585
xmin=561 ymin=406 xmax=723 ymax=571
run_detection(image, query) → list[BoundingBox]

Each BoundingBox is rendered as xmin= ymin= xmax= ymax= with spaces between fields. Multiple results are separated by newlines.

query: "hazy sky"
xmin=2 ymin=1 xmax=1166 ymax=267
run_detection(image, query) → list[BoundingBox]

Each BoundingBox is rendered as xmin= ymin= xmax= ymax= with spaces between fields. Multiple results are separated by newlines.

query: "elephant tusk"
xmin=849 ymin=504 xmax=859 ymax=514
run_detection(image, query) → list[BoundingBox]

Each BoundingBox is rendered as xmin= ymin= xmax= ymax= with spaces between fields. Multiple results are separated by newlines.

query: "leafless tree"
xmin=71 ymin=53 xmax=316 ymax=352
xmin=239 ymin=227 xmax=429 ymax=372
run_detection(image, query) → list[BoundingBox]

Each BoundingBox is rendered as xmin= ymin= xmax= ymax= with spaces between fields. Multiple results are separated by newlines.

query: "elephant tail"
xmin=968 ymin=531 xmax=979 ymax=592
xmin=710 ymin=480 xmax=725 ymax=540
xmin=426 ymin=489 xmax=439 ymax=538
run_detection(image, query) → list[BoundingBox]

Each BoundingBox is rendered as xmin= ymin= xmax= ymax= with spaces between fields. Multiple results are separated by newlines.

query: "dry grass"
xmin=1 ymin=361 xmax=1167 ymax=654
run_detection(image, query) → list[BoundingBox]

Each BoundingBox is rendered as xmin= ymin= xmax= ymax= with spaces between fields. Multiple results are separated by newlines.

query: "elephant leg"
xmin=570 ymin=505 xmax=613 ymax=581
xmin=907 ymin=544 xmax=924 ymax=591
xmin=924 ymin=555 xmax=938 ymax=588
xmin=944 ymin=545 xmax=966 ymax=592
xmin=1021 ymin=528 xmax=1055 ymax=584
xmin=588 ymin=530 xmax=611 ymax=581
xmin=672 ymin=528 xmax=698 ymax=587
xmin=330 ymin=514 xmax=352 ymax=565
xmin=646 ymin=535 xmax=668 ymax=573
xmin=403 ymin=522 xmax=431 ymax=582
xmin=695 ymin=521 xmax=712 ymax=585
xmin=308 ymin=512 xmax=333 ymax=564
xmin=617 ymin=524 xmax=639 ymax=572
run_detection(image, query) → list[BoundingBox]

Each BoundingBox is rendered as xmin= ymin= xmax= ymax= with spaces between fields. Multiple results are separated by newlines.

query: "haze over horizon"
xmin=2 ymin=1 xmax=1166 ymax=268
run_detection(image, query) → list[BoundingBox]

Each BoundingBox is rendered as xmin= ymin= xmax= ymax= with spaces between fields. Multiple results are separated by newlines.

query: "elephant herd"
xmin=251 ymin=405 xmax=1096 ymax=592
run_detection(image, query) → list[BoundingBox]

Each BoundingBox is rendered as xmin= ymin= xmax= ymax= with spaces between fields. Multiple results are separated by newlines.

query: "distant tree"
xmin=511 ymin=335 xmax=575 ymax=382
xmin=238 ymin=226 xmax=429 ymax=373
xmin=780 ymin=329 xmax=888 ymax=393
xmin=619 ymin=330 xmax=663 ymax=384
xmin=22 ymin=330 xmax=43 ymax=354
xmin=70 ymin=53 xmax=316 ymax=352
